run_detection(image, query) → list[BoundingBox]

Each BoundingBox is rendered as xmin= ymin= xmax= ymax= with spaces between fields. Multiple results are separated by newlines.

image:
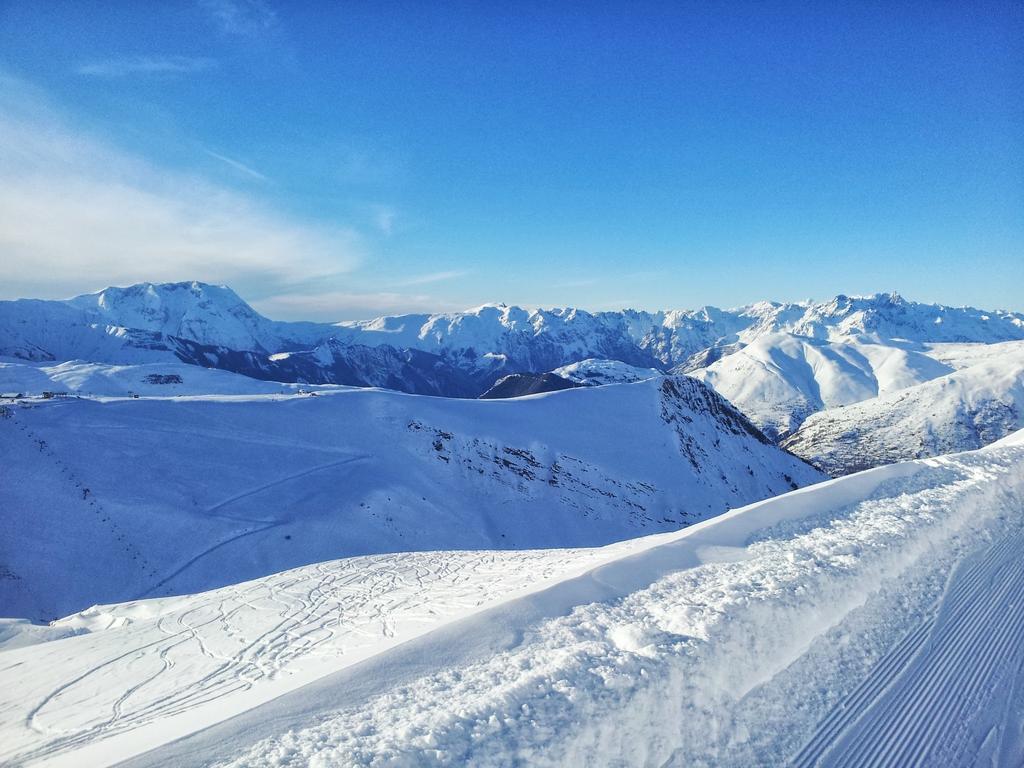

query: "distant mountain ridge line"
xmin=62 ymin=281 xmax=1024 ymax=323
xmin=2 ymin=281 xmax=1022 ymax=400
xmin=12 ymin=281 xmax=1024 ymax=351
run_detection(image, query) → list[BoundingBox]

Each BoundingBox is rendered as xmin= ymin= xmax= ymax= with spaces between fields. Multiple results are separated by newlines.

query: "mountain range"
xmin=3 ymin=281 xmax=1022 ymax=391
xmin=3 ymin=281 xmax=1023 ymax=473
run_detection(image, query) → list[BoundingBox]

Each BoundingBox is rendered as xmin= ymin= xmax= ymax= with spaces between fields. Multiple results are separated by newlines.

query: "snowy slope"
xmin=782 ymin=351 xmax=1024 ymax=475
xmin=131 ymin=436 xmax=1024 ymax=768
xmin=0 ymin=376 xmax=820 ymax=620
xmin=553 ymin=358 xmax=664 ymax=385
xmin=3 ymin=434 xmax=1022 ymax=767
xmin=922 ymin=339 xmax=1024 ymax=369
xmin=0 ymin=359 xmax=350 ymax=397
xmin=0 ymin=540 xmax=661 ymax=767
xmin=691 ymin=334 xmax=956 ymax=438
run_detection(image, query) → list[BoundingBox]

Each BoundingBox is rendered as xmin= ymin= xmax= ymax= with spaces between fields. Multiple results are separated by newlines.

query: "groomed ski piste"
xmin=3 ymin=432 xmax=1024 ymax=767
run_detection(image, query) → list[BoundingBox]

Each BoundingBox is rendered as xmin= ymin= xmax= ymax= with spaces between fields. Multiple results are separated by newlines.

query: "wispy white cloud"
xmin=396 ymin=270 xmax=470 ymax=287
xmin=0 ymin=73 xmax=361 ymax=300
xmin=370 ymin=204 xmax=397 ymax=236
xmin=336 ymin=146 xmax=405 ymax=186
xmin=253 ymin=290 xmax=465 ymax=321
xmin=76 ymin=56 xmax=216 ymax=77
xmin=204 ymin=149 xmax=268 ymax=181
xmin=200 ymin=0 xmax=277 ymax=35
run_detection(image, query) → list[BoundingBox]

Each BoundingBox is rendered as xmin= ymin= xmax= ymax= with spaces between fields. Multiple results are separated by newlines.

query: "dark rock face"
xmin=478 ymin=373 xmax=582 ymax=400
xmin=143 ymin=374 xmax=184 ymax=385
xmin=658 ymin=376 xmax=772 ymax=446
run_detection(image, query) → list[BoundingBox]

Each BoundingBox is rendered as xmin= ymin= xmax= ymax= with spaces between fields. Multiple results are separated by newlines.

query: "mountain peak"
xmin=87 ymin=280 xmax=241 ymax=302
xmin=63 ymin=280 xmax=299 ymax=352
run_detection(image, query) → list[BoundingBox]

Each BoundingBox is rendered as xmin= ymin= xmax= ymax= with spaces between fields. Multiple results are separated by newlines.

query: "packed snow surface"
xmin=2 ymin=436 xmax=1022 ymax=767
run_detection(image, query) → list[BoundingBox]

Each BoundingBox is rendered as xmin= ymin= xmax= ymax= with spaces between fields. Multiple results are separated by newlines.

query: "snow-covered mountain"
xmin=782 ymin=348 xmax=1024 ymax=474
xmin=0 ymin=283 xmax=484 ymax=396
xmin=259 ymin=337 xmax=480 ymax=396
xmin=690 ymin=334 xmax=957 ymax=439
xmin=333 ymin=292 xmax=1024 ymax=370
xmin=0 ymin=376 xmax=821 ymax=620
xmin=3 ymin=283 xmax=1022 ymax=401
xmin=66 ymin=281 xmax=330 ymax=353
xmin=5 ymin=280 xmax=1024 ymax=767
xmin=5 ymin=281 xmax=1024 ymax=464
xmin=0 ymin=282 xmax=311 ymax=363
xmin=478 ymin=358 xmax=665 ymax=399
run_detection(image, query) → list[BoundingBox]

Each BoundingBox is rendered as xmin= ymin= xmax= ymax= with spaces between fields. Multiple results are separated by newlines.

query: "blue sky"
xmin=0 ymin=0 xmax=1021 ymax=319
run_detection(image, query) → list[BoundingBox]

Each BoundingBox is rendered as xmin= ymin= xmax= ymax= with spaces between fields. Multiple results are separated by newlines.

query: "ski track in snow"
xmin=138 ymin=454 xmax=372 ymax=599
xmin=793 ymin=525 xmax=1024 ymax=767
xmin=0 ymin=546 xmax=631 ymax=767
xmin=2 ymin=442 xmax=1024 ymax=767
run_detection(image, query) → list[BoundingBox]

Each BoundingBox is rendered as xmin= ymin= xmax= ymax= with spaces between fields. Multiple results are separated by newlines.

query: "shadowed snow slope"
xmin=2 ymin=433 xmax=1021 ymax=767
xmin=783 ymin=351 xmax=1024 ymax=475
xmin=0 ymin=376 xmax=819 ymax=620
xmin=478 ymin=371 xmax=580 ymax=399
